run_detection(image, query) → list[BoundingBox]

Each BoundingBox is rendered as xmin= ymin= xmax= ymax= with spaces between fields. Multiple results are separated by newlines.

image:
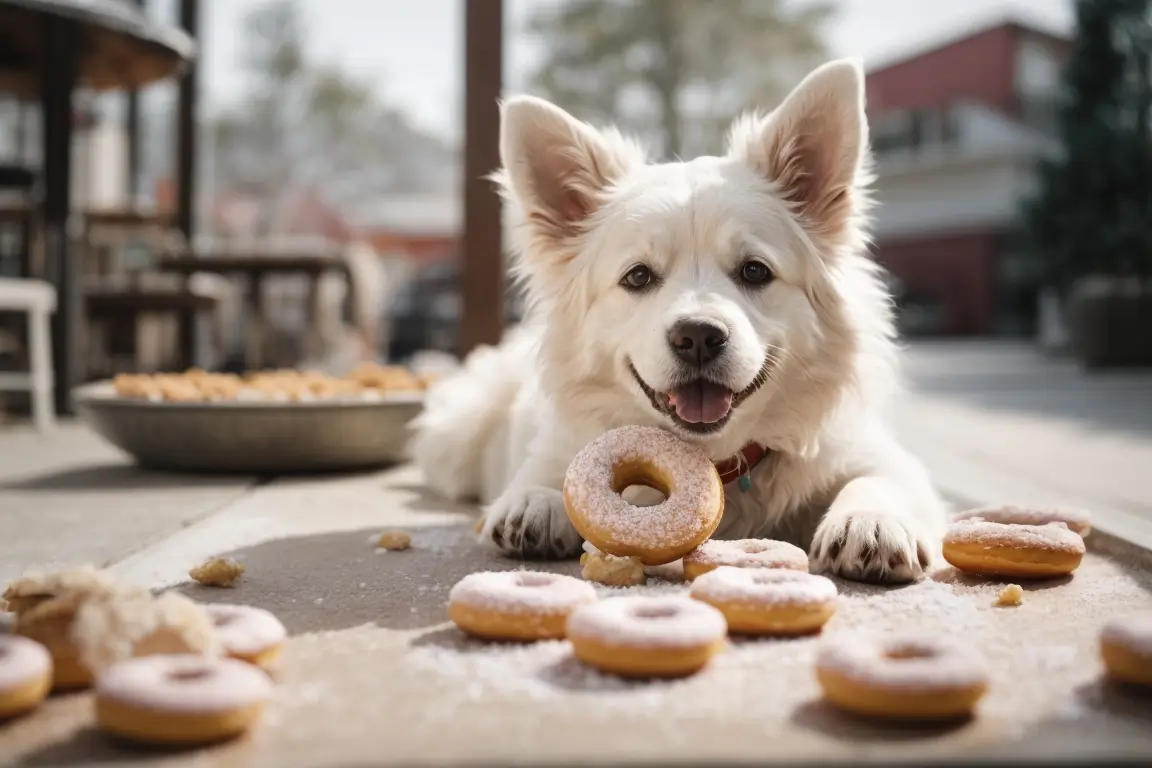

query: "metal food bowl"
xmin=73 ymin=381 xmax=424 ymax=474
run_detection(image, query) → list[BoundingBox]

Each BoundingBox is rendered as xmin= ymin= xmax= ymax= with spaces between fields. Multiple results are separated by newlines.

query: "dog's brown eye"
xmin=739 ymin=260 xmax=772 ymax=286
xmin=621 ymin=265 xmax=654 ymax=291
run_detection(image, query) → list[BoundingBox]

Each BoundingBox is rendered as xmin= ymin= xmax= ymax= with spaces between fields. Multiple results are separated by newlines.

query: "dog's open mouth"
xmin=629 ymin=358 xmax=772 ymax=435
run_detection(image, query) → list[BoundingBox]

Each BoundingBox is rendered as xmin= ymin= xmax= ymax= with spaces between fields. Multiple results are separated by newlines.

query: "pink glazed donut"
xmin=682 ymin=539 xmax=809 ymax=580
xmin=0 ymin=635 xmax=52 ymax=719
xmin=95 ymin=654 xmax=273 ymax=745
xmin=205 ymin=604 xmax=287 ymax=669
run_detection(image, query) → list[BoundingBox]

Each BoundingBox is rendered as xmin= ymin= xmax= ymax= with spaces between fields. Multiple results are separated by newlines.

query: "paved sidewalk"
xmin=893 ymin=341 xmax=1152 ymax=545
xmin=1 ymin=341 xmax=1151 ymax=766
xmin=0 ymin=424 xmax=255 ymax=585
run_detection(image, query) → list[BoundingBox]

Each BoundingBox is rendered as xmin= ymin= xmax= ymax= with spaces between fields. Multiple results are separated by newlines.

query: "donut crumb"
xmin=995 ymin=583 xmax=1024 ymax=607
xmin=189 ymin=557 xmax=245 ymax=588
xmin=376 ymin=531 xmax=412 ymax=551
xmin=581 ymin=552 xmax=646 ymax=587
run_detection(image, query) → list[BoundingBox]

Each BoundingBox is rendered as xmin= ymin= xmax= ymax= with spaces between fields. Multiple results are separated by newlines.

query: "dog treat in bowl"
xmin=189 ymin=557 xmax=245 ymax=588
xmin=107 ymin=365 xmax=426 ymax=404
xmin=563 ymin=426 xmax=724 ymax=566
xmin=942 ymin=520 xmax=1085 ymax=578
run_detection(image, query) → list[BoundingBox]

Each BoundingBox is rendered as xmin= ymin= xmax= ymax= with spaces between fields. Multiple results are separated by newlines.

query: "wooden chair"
xmin=81 ymin=209 xmax=223 ymax=375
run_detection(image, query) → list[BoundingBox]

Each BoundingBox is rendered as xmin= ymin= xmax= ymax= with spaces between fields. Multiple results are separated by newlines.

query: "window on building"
xmin=1017 ymin=38 xmax=1062 ymax=135
xmin=871 ymin=107 xmax=957 ymax=156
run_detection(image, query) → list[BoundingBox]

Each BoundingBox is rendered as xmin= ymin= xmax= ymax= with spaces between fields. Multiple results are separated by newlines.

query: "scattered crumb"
xmin=581 ymin=551 xmax=646 ymax=587
xmin=376 ymin=531 xmax=412 ymax=551
xmin=996 ymin=583 xmax=1024 ymax=607
xmin=189 ymin=557 xmax=245 ymax=588
xmin=473 ymin=518 xmax=484 ymax=534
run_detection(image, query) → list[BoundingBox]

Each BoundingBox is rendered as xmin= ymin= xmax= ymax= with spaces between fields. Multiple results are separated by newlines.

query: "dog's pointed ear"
xmin=498 ymin=96 xmax=643 ymax=246
xmin=727 ymin=59 xmax=868 ymax=243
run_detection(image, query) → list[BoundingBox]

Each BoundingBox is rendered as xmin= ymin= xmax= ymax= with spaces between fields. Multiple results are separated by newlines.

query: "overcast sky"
xmin=157 ymin=0 xmax=1073 ymax=142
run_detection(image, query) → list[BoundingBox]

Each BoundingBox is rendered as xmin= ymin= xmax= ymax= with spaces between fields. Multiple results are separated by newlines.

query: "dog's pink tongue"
xmin=667 ymin=381 xmax=733 ymax=424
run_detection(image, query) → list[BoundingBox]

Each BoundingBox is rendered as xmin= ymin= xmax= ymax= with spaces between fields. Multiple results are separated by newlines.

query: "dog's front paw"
xmin=810 ymin=509 xmax=933 ymax=584
xmin=481 ymin=486 xmax=583 ymax=560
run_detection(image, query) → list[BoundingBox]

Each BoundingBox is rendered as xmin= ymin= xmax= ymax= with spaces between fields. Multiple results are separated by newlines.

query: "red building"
xmin=866 ymin=19 xmax=1070 ymax=335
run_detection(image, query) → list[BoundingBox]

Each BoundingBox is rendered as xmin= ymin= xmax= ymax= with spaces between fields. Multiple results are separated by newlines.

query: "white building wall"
xmin=871 ymin=102 xmax=1053 ymax=241
xmin=873 ymin=158 xmax=1038 ymax=240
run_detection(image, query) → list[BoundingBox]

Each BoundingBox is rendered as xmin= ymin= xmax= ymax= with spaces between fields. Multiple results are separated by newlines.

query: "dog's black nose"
xmin=667 ymin=320 xmax=729 ymax=366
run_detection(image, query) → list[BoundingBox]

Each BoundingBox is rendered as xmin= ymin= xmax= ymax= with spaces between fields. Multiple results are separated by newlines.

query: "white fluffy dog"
xmin=412 ymin=59 xmax=945 ymax=583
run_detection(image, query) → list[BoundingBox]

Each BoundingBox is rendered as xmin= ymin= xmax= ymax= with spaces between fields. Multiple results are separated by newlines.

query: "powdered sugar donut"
xmin=95 ymin=654 xmax=273 ymax=745
xmin=682 ymin=538 xmax=808 ymax=580
xmin=563 ymin=426 xmax=724 ymax=566
xmin=942 ymin=519 xmax=1085 ymax=578
xmin=816 ymin=635 xmax=989 ymax=720
xmin=566 ymin=595 xmax=727 ymax=678
xmin=689 ymin=567 xmax=836 ymax=635
xmin=205 ymin=605 xmax=286 ymax=669
xmin=953 ymin=504 xmax=1092 ymax=537
xmin=448 ymin=571 xmax=597 ymax=641
xmin=0 ymin=636 xmax=52 ymax=719
xmin=1100 ymin=613 xmax=1152 ymax=687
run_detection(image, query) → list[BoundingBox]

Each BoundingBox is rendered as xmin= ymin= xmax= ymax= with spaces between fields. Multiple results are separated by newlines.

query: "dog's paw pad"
xmin=482 ymin=486 xmax=582 ymax=560
xmin=811 ymin=510 xmax=932 ymax=584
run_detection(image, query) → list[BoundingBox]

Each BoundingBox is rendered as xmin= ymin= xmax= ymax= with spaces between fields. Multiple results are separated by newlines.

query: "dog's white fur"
xmin=412 ymin=59 xmax=946 ymax=583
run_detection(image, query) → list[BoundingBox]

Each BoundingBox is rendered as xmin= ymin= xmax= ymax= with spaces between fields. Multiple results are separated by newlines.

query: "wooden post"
xmin=126 ymin=0 xmax=146 ymax=201
xmin=40 ymin=20 xmax=79 ymax=414
xmin=458 ymin=0 xmax=504 ymax=357
xmin=176 ymin=0 xmax=200 ymax=367
xmin=176 ymin=0 xmax=199 ymax=241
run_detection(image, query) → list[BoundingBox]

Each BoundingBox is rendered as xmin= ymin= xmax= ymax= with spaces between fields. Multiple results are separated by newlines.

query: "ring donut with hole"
xmin=95 ymin=654 xmax=273 ymax=745
xmin=563 ymin=426 xmax=724 ymax=566
xmin=566 ymin=595 xmax=727 ymax=678
xmin=815 ymin=634 xmax=989 ymax=720
xmin=689 ymin=567 xmax=836 ymax=635
xmin=0 ymin=636 xmax=52 ymax=720
xmin=204 ymin=605 xmax=286 ymax=670
xmin=448 ymin=571 xmax=597 ymax=641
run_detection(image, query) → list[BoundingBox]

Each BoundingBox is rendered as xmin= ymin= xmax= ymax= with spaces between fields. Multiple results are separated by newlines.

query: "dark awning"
xmin=0 ymin=0 xmax=196 ymax=97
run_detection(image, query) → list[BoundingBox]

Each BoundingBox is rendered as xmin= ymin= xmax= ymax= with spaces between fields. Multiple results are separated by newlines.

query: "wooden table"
xmin=156 ymin=252 xmax=354 ymax=370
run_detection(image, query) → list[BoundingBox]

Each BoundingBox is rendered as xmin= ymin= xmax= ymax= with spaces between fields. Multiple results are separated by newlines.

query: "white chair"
xmin=0 ymin=277 xmax=56 ymax=431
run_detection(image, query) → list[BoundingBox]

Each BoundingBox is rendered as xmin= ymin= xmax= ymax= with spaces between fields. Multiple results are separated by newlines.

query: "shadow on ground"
xmin=0 ymin=464 xmax=254 ymax=493
xmin=170 ymin=523 xmax=581 ymax=635
xmin=789 ymin=699 xmax=975 ymax=743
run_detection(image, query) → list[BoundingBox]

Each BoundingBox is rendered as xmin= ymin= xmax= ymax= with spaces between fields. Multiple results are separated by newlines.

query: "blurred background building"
xmin=3 ymin=0 xmax=1149 ymax=397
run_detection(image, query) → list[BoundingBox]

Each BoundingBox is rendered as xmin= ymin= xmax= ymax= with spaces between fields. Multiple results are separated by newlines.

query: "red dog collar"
xmin=714 ymin=442 xmax=769 ymax=487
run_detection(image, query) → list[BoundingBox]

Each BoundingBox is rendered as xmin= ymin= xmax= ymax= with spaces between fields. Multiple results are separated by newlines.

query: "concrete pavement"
xmin=1 ymin=341 xmax=1152 ymax=766
xmin=893 ymin=340 xmax=1152 ymax=547
xmin=2 ymin=340 xmax=1150 ymax=580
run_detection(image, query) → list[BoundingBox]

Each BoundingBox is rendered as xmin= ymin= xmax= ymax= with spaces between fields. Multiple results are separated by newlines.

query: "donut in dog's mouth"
xmin=628 ymin=358 xmax=773 ymax=435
